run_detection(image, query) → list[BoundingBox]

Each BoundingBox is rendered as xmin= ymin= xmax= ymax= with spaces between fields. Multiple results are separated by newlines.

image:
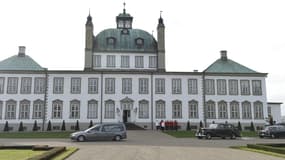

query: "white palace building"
xmin=0 ymin=7 xmax=282 ymax=131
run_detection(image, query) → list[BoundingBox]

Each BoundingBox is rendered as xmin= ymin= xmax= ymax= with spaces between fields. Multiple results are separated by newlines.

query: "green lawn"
xmin=0 ymin=131 xmax=73 ymax=138
xmin=0 ymin=149 xmax=45 ymax=160
xmin=233 ymin=146 xmax=285 ymax=159
xmin=164 ymin=130 xmax=258 ymax=138
xmin=240 ymin=131 xmax=258 ymax=137
xmin=52 ymin=147 xmax=79 ymax=160
xmin=164 ymin=131 xmax=196 ymax=138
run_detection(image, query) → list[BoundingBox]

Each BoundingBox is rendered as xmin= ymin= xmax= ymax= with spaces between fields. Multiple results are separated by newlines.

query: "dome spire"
xmin=158 ymin=11 xmax=164 ymax=25
xmin=86 ymin=9 xmax=92 ymax=25
xmin=123 ymin=2 xmax=126 ymax=14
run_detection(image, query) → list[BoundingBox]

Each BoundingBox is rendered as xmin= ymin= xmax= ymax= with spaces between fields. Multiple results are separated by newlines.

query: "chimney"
xmin=220 ymin=50 xmax=227 ymax=61
xmin=18 ymin=46 xmax=26 ymax=57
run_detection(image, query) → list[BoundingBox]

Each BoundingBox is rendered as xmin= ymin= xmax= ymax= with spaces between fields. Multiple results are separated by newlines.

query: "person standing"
xmin=155 ymin=120 xmax=160 ymax=130
xmin=161 ymin=120 xmax=165 ymax=131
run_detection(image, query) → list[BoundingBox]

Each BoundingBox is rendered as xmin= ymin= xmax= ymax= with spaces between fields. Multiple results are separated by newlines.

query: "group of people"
xmin=155 ymin=120 xmax=165 ymax=131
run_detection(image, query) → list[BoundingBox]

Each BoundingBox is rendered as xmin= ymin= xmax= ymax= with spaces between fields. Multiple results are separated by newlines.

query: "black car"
xmin=259 ymin=125 xmax=285 ymax=138
xmin=196 ymin=123 xmax=240 ymax=139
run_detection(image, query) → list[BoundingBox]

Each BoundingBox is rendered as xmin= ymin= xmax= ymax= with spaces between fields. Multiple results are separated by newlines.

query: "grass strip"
xmin=164 ymin=130 xmax=258 ymax=138
xmin=0 ymin=149 xmax=45 ymax=160
xmin=163 ymin=131 xmax=196 ymax=138
xmin=51 ymin=147 xmax=78 ymax=160
xmin=0 ymin=132 xmax=72 ymax=138
xmin=234 ymin=146 xmax=285 ymax=159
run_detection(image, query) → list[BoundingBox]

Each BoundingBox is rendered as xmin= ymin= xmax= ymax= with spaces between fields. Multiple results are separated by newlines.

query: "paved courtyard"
xmin=1 ymin=130 xmax=285 ymax=160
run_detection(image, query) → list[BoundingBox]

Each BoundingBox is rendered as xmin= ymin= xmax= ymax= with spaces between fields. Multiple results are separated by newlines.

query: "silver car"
xmin=70 ymin=123 xmax=127 ymax=142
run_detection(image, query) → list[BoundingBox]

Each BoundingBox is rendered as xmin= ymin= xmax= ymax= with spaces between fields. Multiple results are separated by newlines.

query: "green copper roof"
xmin=0 ymin=55 xmax=44 ymax=71
xmin=205 ymin=58 xmax=259 ymax=74
xmin=94 ymin=28 xmax=157 ymax=53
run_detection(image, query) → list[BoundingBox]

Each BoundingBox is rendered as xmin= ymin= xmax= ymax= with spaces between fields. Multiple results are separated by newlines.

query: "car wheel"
xmin=231 ymin=133 xmax=236 ymax=139
xmin=259 ymin=135 xmax=264 ymax=138
xmin=114 ymin=135 xmax=121 ymax=141
xmin=197 ymin=136 xmax=203 ymax=139
xmin=206 ymin=133 xmax=212 ymax=139
xmin=77 ymin=135 xmax=86 ymax=142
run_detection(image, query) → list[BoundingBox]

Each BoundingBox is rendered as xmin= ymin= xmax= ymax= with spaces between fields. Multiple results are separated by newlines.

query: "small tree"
xmin=238 ymin=121 xmax=242 ymax=131
xmin=75 ymin=120 xmax=79 ymax=131
xmin=32 ymin=120 xmax=38 ymax=131
xmin=269 ymin=115 xmax=274 ymax=125
xmin=250 ymin=121 xmax=255 ymax=132
xmin=89 ymin=120 xmax=93 ymax=128
xmin=4 ymin=121 xmax=9 ymax=132
xmin=186 ymin=120 xmax=191 ymax=131
xmin=61 ymin=120 xmax=66 ymax=131
xmin=18 ymin=121 xmax=24 ymax=132
xmin=199 ymin=121 xmax=203 ymax=128
xmin=47 ymin=120 xmax=52 ymax=131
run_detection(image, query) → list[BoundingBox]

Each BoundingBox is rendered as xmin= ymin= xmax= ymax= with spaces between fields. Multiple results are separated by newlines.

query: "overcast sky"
xmin=0 ymin=0 xmax=284 ymax=115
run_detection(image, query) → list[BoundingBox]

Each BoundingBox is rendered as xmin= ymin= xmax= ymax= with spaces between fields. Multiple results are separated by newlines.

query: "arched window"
xmin=254 ymin=101 xmax=263 ymax=119
xmin=106 ymin=37 xmax=116 ymax=46
xmin=135 ymin=38 xmax=144 ymax=48
xmin=188 ymin=100 xmax=198 ymax=118
xmin=218 ymin=101 xmax=228 ymax=119
xmin=88 ymin=100 xmax=98 ymax=119
xmin=19 ymin=100 xmax=30 ymax=119
xmin=70 ymin=100 xmax=80 ymax=119
xmin=33 ymin=99 xmax=44 ymax=119
xmin=5 ymin=100 xmax=16 ymax=119
xmin=52 ymin=100 xmax=63 ymax=119
xmin=0 ymin=101 xmax=3 ymax=119
xmin=242 ymin=101 xmax=252 ymax=119
xmin=206 ymin=100 xmax=216 ymax=119
xmin=139 ymin=100 xmax=149 ymax=119
xmin=230 ymin=101 xmax=239 ymax=119
xmin=105 ymin=100 xmax=115 ymax=119
xmin=155 ymin=100 xmax=165 ymax=119
xmin=172 ymin=100 xmax=182 ymax=119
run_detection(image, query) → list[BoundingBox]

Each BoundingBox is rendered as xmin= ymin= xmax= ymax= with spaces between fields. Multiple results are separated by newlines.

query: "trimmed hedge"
xmin=0 ymin=145 xmax=66 ymax=160
xmin=28 ymin=146 xmax=66 ymax=160
xmin=247 ymin=144 xmax=285 ymax=154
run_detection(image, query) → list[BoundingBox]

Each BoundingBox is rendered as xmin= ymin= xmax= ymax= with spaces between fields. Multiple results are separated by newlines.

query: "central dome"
xmin=93 ymin=28 xmax=157 ymax=53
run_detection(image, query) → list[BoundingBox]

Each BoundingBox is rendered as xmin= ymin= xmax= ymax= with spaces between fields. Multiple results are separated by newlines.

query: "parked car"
xmin=259 ymin=125 xmax=285 ymax=138
xmin=195 ymin=123 xmax=240 ymax=139
xmin=70 ymin=123 xmax=127 ymax=142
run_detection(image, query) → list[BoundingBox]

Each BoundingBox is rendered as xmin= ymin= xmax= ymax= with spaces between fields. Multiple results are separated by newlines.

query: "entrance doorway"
xmin=123 ymin=110 xmax=130 ymax=123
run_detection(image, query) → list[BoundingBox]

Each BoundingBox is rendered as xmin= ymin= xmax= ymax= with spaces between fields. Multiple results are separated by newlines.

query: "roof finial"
xmin=123 ymin=2 xmax=126 ymax=14
xmin=158 ymin=11 xmax=164 ymax=25
xmin=89 ymin=8 xmax=91 ymax=16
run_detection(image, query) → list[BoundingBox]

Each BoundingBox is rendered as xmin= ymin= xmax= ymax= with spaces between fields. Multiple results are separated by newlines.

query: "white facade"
xmin=0 ymin=7 xmax=277 ymax=132
xmin=267 ymin=102 xmax=283 ymax=123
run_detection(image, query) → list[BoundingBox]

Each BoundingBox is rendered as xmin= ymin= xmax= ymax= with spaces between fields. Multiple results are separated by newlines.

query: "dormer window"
xmin=107 ymin=37 xmax=116 ymax=46
xmin=135 ymin=38 xmax=144 ymax=48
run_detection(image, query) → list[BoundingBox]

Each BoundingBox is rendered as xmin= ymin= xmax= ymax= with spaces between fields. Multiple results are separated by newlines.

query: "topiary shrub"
xmin=269 ymin=115 xmax=274 ymax=125
xmin=4 ymin=121 xmax=9 ymax=132
xmin=75 ymin=120 xmax=79 ymax=131
xmin=47 ymin=120 xmax=52 ymax=131
xmin=89 ymin=120 xmax=93 ymax=128
xmin=199 ymin=121 xmax=203 ymax=128
xmin=250 ymin=121 xmax=255 ymax=132
xmin=33 ymin=120 xmax=38 ymax=131
xmin=186 ymin=121 xmax=191 ymax=131
xmin=18 ymin=121 xmax=24 ymax=132
xmin=238 ymin=121 xmax=242 ymax=131
xmin=61 ymin=120 xmax=66 ymax=131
